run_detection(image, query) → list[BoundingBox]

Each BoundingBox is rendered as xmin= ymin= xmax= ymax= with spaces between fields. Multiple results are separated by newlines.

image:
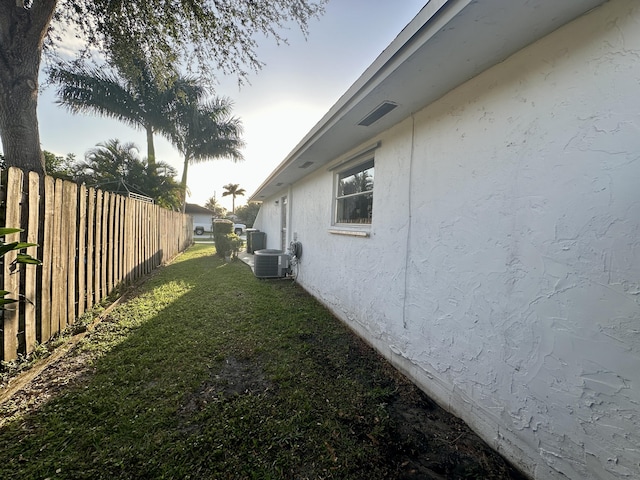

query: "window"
xmin=335 ymin=158 xmax=374 ymax=224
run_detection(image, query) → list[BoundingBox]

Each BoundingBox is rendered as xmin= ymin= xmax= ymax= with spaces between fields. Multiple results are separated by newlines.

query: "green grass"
xmin=0 ymin=244 xmax=525 ymax=480
xmin=0 ymin=246 xmax=395 ymax=479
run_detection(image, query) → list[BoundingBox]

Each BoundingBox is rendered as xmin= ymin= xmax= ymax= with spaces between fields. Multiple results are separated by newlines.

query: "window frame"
xmin=332 ymin=155 xmax=374 ymax=229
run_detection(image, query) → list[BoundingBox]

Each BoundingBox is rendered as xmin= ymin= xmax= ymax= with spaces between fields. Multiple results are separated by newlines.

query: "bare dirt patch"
xmin=0 ymin=341 xmax=96 ymax=428
xmin=338 ymin=339 xmax=528 ymax=480
xmin=179 ymin=356 xmax=274 ymax=416
xmin=173 ymin=346 xmax=528 ymax=479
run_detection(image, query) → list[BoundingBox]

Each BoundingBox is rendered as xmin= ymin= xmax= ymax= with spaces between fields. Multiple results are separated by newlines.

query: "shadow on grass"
xmin=0 ymin=245 xmax=527 ymax=480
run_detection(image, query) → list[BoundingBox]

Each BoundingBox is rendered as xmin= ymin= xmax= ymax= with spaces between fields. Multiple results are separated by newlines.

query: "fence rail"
xmin=1 ymin=167 xmax=193 ymax=362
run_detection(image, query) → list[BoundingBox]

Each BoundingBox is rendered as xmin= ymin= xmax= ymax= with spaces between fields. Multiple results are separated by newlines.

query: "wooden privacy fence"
xmin=1 ymin=167 xmax=193 ymax=362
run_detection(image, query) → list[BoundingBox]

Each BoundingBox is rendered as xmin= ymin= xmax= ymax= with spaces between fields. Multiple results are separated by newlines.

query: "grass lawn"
xmin=0 ymin=244 xmax=526 ymax=479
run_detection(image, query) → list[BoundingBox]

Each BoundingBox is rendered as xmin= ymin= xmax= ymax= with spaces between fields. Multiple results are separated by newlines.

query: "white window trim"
xmin=327 ymin=141 xmax=380 ymax=172
xmin=328 ymin=228 xmax=370 ymax=237
xmin=330 ymin=153 xmax=375 ymax=234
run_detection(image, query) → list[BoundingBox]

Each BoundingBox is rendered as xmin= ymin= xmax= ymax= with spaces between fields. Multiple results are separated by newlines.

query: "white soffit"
xmin=250 ymin=0 xmax=608 ymax=201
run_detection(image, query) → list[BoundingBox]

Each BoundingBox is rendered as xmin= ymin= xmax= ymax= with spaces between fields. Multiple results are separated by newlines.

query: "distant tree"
xmin=72 ymin=139 xmax=140 ymax=189
xmin=141 ymin=163 xmax=183 ymax=211
xmin=174 ymin=98 xmax=244 ymax=211
xmin=72 ymin=139 xmax=182 ymax=209
xmin=1 ymin=0 xmax=326 ymax=174
xmin=204 ymin=195 xmax=227 ymax=218
xmin=43 ymin=151 xmax=75 ymax=179
xmin=222 ymin=183 xmax=246 ymax=214
xmin=235 ymin=203 xmax=261 ymax=227
xmin=342 ymin=171 xmax=373 ymax=195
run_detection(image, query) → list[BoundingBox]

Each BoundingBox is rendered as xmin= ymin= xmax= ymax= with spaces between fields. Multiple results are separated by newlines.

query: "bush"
xmin=227 ymin=234 xmax=243 ymax=259
xmin=213 ymin=220 xmax=233 ymax=258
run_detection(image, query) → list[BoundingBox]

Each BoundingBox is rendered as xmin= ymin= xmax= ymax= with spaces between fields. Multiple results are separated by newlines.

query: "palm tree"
xmin=73 ymin=139 xmax=140 ymax=191
xmin=222 ymin=183 xmax=246 ymax=214
xmin=173 ymin=97 xmax=244 ymax=211
xmin=50 ymin=57 xmax=202 ymax=165
xmin=71 ymin=139 xmax=182 ymax=209
xmin=204 ymin=195 xmax=227 ymax=218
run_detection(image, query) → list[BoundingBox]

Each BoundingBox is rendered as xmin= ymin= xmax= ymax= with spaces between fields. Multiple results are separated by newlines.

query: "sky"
xmin=37 ymin=1 xmax=428 ymax=212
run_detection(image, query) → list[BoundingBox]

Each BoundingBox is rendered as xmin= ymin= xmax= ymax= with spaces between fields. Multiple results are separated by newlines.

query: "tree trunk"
xmin=0 ymin=1 xmax=58 ymax=174
xmin=180 ymin=152 xmax=190 ymax=213
xmin=145 ymin=124 xmax=156 ymax=165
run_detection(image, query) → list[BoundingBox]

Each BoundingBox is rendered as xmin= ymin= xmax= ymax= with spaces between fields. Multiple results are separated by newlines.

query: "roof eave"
xmin=250 ymin=0 xmax=608 ymax=202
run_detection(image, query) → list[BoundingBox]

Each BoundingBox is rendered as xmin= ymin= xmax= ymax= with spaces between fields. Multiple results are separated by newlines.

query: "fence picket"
xmin=65 ymin=182 xmax=77 ymax=326
xmin=94 ymin=190 xmax=103 ymax=304
xmin=77 ymin=185 xmax=87 ymax=317
xmin=40 ymin=175 xmax=55 ymax=344
xmin=133 ymin=201 xmax=137 ymax=275
xmin=2 ymin=168 xmax=24 ymax=361
xmin=24 ymin=172 xmax=40 ymax=354
xmin=0 ymin=169 xmax=192 ymax=361
xmin=101 ymin=192 xmax=109 ymax=301
xmin=58 ymin=180 xmax=70 ymax=331
xmin=109 ymin=193 xmax=117 ymax=291
xmin=50 ymin=179 xmax=64 ymax=336
xmin=86 ymin=188 xmax=95 ymax=311
xmin=116 ymin=196 xmax=124 ymax=285
xmin=127 ymin=198 xmax=135 ymax=284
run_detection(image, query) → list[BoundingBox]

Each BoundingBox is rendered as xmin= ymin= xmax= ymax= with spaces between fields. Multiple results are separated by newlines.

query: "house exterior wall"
xmin=254 ymin=1 xmax=640 ymax=478
xmin=253 ymin=192 xmax=291 ymax=251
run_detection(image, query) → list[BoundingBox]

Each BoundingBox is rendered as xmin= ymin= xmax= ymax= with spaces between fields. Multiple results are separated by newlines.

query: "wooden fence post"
xmin=64 ymin=181 xmax=77 ymax=326
xmin=2 ymin=168 xmax=24 ymax=361
xmin=77 ymin=185 xmax=87 ymax=317
xmin=94 ymin=190 xmax=102 ymax=304
xmin=57 ymin=180 xmax=69 ymax=331
xmin=100 ymin=192 xmax=109 ymax=301
xmin=24 ymin=172 xmax=40 ymax=354
xmin=40 ymin=175 xmax=55 ymax=344
xmin=86 ymin=188 xmax=95 ymax=311
xmin=117 ymin=197 xmax=124 ymax=284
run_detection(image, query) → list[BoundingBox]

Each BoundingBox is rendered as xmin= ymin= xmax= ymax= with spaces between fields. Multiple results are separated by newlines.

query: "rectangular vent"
xmin=358 ymin=102 xmax=398 ymax=126
xmin=299 ymin=161 xmax=314 ymax=169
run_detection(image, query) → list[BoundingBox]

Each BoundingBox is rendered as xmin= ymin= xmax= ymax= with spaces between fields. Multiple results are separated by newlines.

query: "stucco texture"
xmin=254 ymin=1 xmax=640 ymax=478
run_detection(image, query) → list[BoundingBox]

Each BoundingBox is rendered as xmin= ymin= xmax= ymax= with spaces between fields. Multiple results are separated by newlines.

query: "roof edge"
xmin=249 ymin=0 xmax=458 ymax=201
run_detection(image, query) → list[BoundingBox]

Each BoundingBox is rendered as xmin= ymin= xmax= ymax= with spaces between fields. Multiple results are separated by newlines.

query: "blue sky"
xmin=37 ymin=1 xmax=427 ymax=211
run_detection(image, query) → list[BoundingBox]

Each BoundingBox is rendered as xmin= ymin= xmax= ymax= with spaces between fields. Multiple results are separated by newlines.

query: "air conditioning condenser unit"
xmin=253 ymin=249 xmax=290 ymax=278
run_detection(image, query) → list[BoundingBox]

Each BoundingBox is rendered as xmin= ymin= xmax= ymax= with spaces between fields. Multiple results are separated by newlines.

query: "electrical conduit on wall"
xmin=402 ymin=114 xmax=416 ymax=329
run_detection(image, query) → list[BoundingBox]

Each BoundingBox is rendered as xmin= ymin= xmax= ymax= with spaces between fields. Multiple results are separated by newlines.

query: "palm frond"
xmin=50 ymin=66 xmax=147 ymax=129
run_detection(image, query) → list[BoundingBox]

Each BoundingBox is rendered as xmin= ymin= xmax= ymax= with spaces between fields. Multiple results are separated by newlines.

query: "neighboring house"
xmin=184 ymin=204 xmax=248 ymax=235
xmin=249 ymin=1 xmax=640 ymax=479
xmin=184 ymin=203 xmax=214 ymax=234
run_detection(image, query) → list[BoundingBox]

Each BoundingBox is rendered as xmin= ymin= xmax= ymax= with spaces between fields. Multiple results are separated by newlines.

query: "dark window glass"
xmin=336 ymin=159 xmax=374 ymax=224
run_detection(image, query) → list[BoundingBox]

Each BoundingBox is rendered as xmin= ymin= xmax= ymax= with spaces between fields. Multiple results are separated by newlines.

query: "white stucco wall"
xmin=252 ymin=192 xmax=290 ymax=251
xmin=254 ymin=1 xmax=640 ymax=478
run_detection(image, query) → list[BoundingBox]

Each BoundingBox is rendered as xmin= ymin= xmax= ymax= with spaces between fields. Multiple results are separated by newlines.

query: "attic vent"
xmin=358 ymin=102 xmax=398 ymax=126
xmin=299 ymin=161 xmax=314 ymax=169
